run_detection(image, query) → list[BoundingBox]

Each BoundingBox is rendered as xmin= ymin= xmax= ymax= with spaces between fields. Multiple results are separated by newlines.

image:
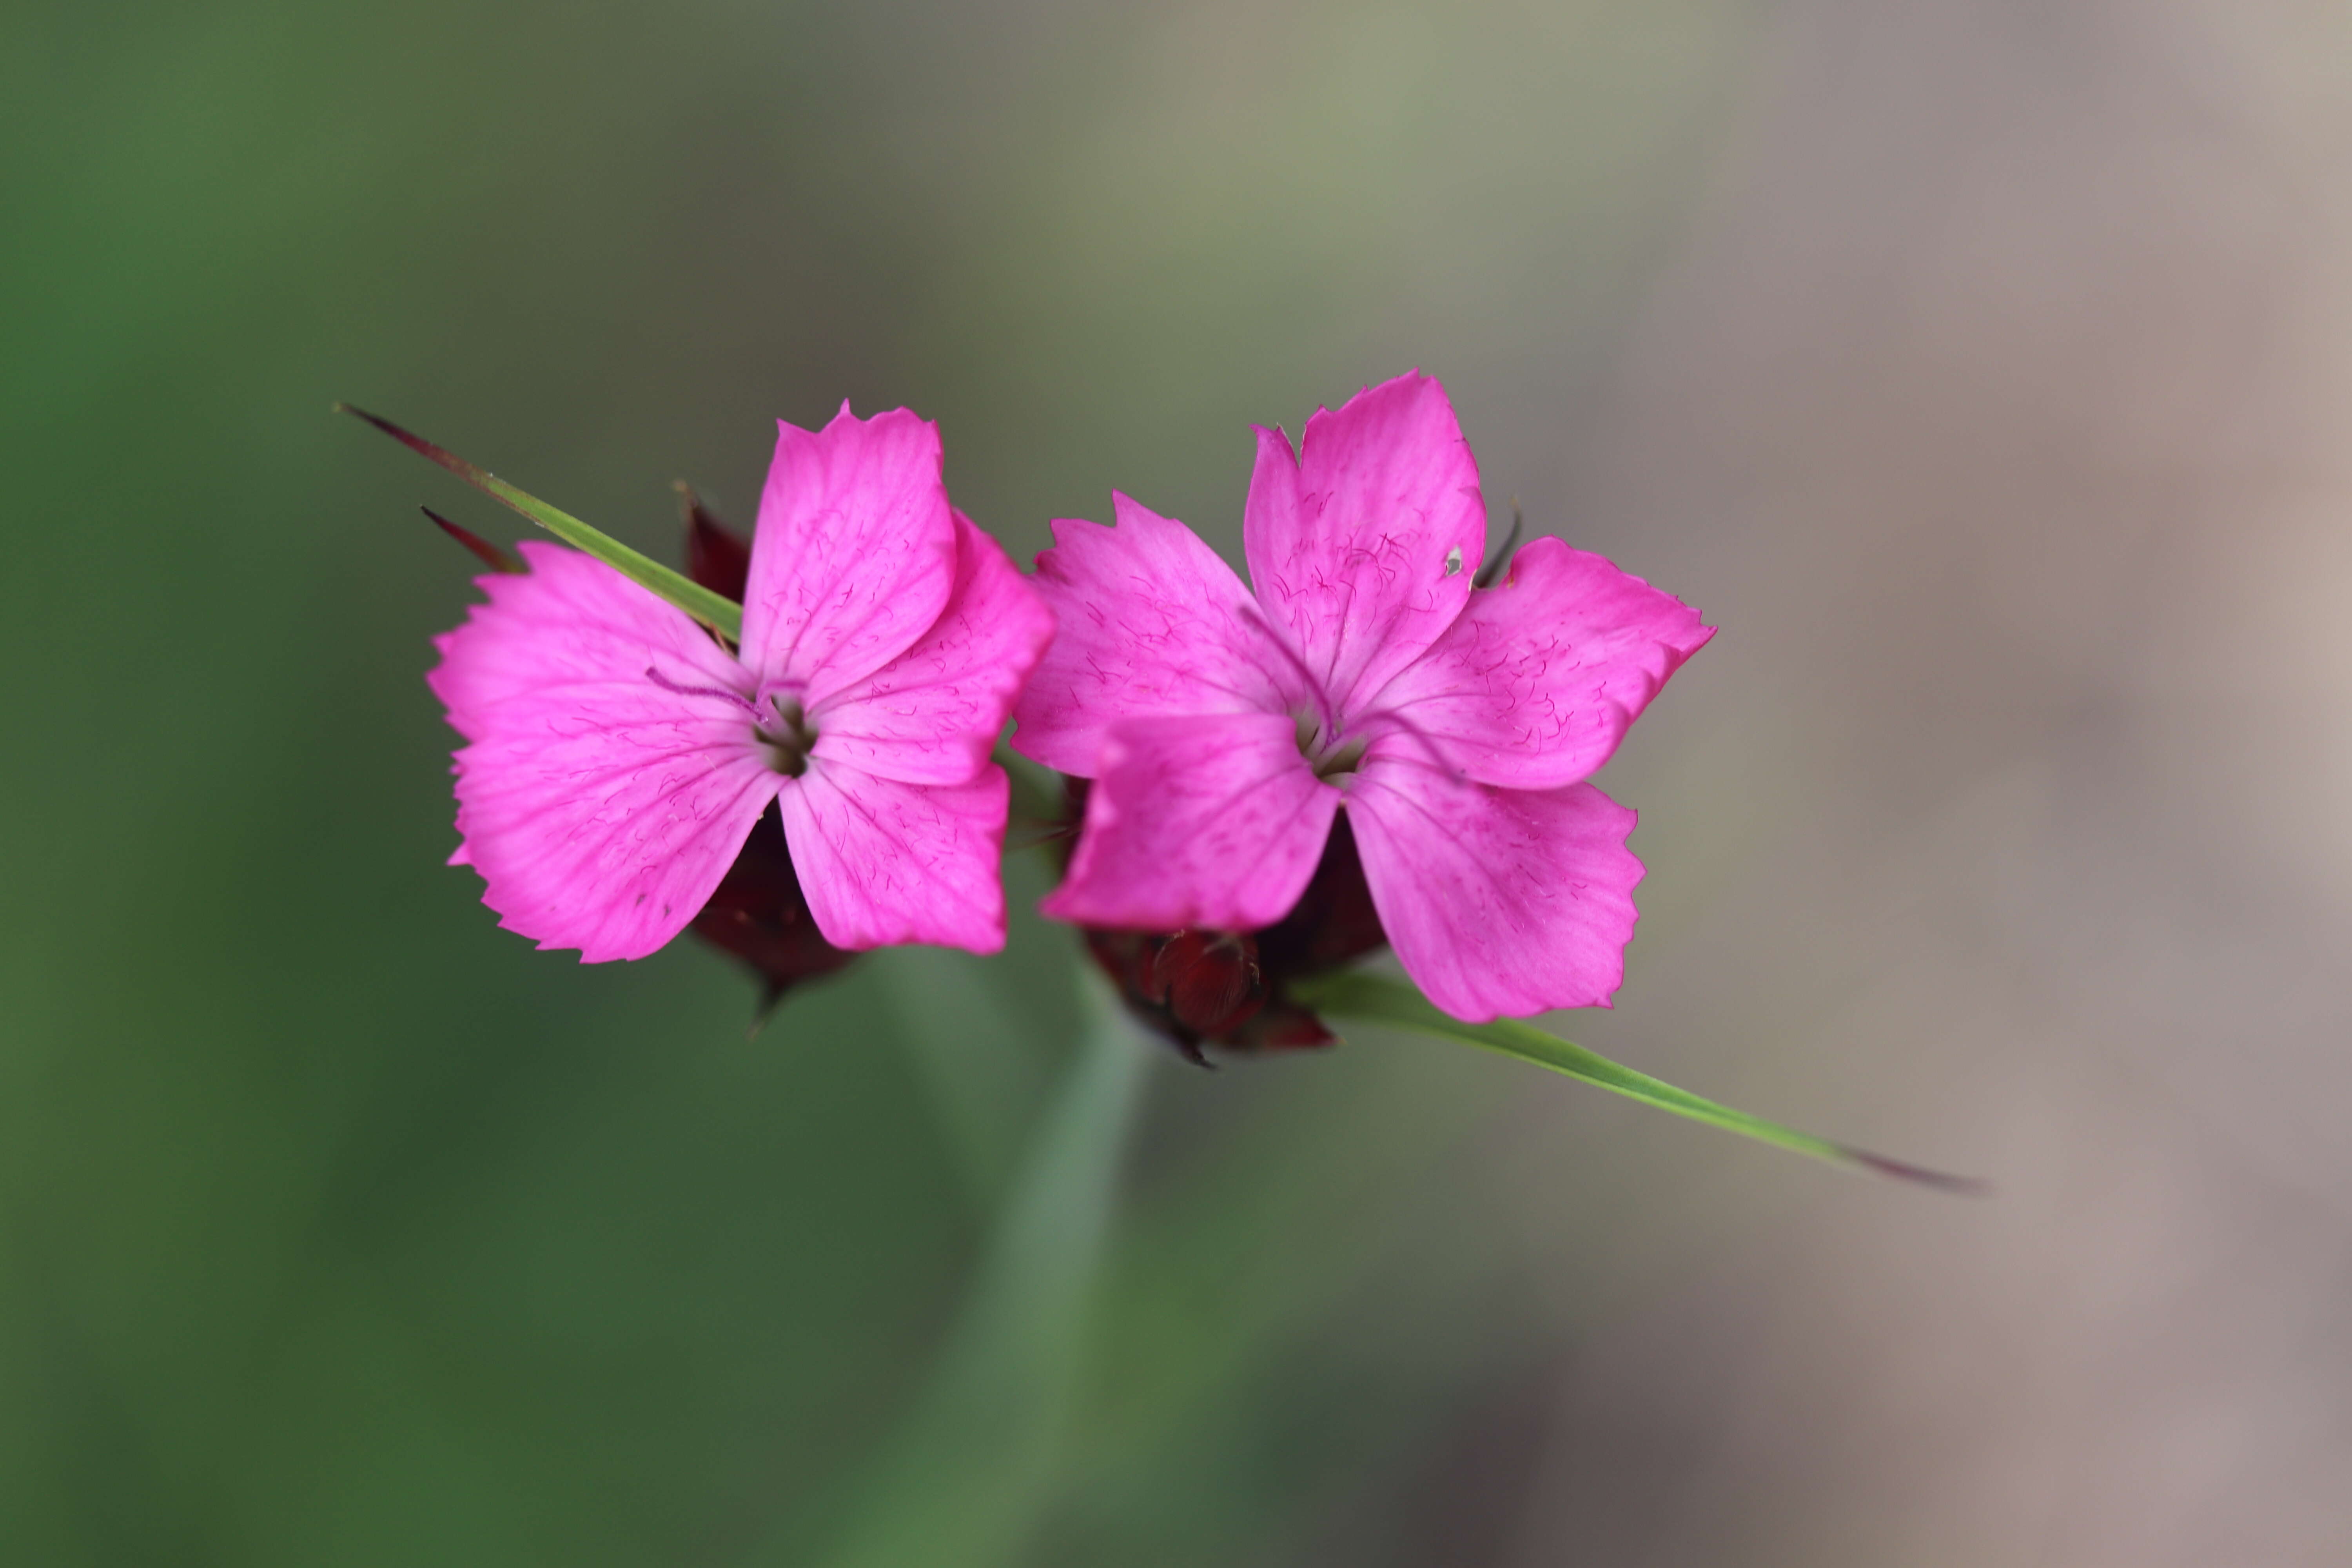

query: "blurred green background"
xmin=10 ymin=2 xmax=2352 ymax=1563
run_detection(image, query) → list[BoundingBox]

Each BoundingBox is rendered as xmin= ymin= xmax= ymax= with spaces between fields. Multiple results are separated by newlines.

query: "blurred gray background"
xmin=5 ymin=0 xmax=2350 ymax=1563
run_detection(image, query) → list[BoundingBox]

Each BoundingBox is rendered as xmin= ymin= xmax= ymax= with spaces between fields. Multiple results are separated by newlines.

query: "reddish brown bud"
xmin=1150 ymin=930 xmax=1266 ymax=1038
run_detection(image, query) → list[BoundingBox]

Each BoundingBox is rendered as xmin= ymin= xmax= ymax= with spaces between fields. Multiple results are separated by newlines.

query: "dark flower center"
xmin=1295 ymin=712 xmax=1368 ymax=781
xmin=757 ymin=695 xmax=817 ymax=777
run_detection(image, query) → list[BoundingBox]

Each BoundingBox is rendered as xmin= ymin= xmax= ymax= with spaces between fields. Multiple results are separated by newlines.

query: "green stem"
xmin=797 ymin=968 xmax=1149 ymax=1568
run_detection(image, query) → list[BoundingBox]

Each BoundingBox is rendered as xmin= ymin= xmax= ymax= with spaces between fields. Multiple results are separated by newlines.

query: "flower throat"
xmin=757 ymin=695 xmax=815 ymax=777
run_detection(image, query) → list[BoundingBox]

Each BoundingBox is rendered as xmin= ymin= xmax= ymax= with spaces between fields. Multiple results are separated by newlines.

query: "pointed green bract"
xmin=338 ymin=403 xmax=744 ymax=639
xmin=1292 ymin=970 xmax=1982 ymax=1192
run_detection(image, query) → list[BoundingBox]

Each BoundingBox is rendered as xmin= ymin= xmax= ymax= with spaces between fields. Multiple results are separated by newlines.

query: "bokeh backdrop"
xmin=8 ymin=1 xmax=2352 ymax=1563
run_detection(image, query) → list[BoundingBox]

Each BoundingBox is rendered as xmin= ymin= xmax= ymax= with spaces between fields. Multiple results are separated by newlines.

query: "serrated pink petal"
xmin=1011 ymin=493 xmax=1304 ymax=776
xmin=740 ymin=405 xmax=960 ymax=706
xmin=1346 ymin=758 xmax=1642 ymax=1022
xmin=1359 ymin=537 xmax=1713 ymax=789
xmin=1041 ymin=713 xmax=1339 ymax=931
xmin=430 ymin=540 xmax=752 ymax=741
xmin=777 ymin=758 xmax=1010 ymax=952
xmin=811 ymin=510 xmax=1055 ymax=787
xmin=428 ymin=543 xmax=780 ymax=961
xmin=1244 ymin=371 xmax=1487 ymax=717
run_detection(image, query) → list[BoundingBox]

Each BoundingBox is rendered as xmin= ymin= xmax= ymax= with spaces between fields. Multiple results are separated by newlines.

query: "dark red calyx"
xmin=1073 ymin=785 xmax=1387 ymax=1063
xmin=677 ymin=482 xmax=751 ymax=603
xmin=688 ymin=803 xmax=855 ymax=1022
xmin=1254 ymin=812 xmax=1386 ymax=977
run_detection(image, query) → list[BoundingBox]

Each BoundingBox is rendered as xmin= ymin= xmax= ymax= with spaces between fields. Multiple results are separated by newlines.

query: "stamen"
xmin=755 ymin=693 xmax=817 ymax=778
xmin=644 ymin=666 xmax=757 ymax=713
xmin=1312 ymin=735 xmax=1369 ymax=780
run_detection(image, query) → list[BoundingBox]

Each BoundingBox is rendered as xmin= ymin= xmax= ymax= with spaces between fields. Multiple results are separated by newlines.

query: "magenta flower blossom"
xmin=429 ymin=406 xmax=1053 ymax=962
xmin=1012 ymin=372 xmax=1711 ymax=1023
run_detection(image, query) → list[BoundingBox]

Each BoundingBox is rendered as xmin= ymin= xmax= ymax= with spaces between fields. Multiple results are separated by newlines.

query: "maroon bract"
xmin=679 ymin=483 xmax=752 ymax=603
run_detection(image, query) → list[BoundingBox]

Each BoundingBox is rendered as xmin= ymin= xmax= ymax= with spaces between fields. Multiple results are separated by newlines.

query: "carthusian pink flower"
xmin=430 ymin=406 xmax=1053 ymax=962
xmin=1013 ymin=371 xmax=1711 ymax=1023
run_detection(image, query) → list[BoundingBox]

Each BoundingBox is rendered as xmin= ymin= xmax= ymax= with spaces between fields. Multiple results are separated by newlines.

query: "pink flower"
xmin=1013 ymin=371 xmax=1711 ymax=1023
xmin=429 ymin=405 xmax=1054 ymax=962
